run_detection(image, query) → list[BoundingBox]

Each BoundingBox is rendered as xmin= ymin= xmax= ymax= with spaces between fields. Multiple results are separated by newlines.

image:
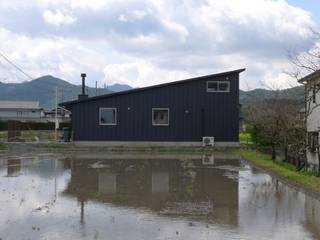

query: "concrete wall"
xmin=306 ymin=78 xmax=320 ymax=166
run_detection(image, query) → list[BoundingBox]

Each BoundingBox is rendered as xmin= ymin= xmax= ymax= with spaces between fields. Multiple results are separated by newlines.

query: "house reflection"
xmin=305 ymin=195 xmax=320 ymax=239
xmin=7 ymin=158 xmax=21 ymax=177
xmin=64 ymin=155 xmax=240 ymax=226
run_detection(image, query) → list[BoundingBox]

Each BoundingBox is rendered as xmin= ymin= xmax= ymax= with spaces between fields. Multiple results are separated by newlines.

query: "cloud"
xmin=103 ymin=61 xmax=192 ymax=87
xmin=0 ymin=0 xmax=318 ymax=89
xmin=43 ymin=10 xmax=76 ymax=27
xmin=0 ymin=28 xmax=108 ymax=86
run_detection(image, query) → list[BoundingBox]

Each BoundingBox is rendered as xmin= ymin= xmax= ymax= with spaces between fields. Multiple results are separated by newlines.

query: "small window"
xmin=308 ymin=131 xmax=319 ymax=152
xmin=207 ymin=82 xmax=218 ymax=92
xmin=207 ymin=81 xmax=230 ymax=92
xmin=152 ymin=108 xmax=169 ymax=126
xmin=99 ymin=108 xmax=117 ymax=125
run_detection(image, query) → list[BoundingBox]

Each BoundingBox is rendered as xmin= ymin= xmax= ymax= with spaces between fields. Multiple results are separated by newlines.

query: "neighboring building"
xmin=43 ymin=107 xmax=71 ymax=120
xmin=61 ymin=69 xmax=245 ymax=146
xmin=0 ymin=101 xmax=42 ymax=120
xmin=299 ymin=70 xmax=320 ymax=167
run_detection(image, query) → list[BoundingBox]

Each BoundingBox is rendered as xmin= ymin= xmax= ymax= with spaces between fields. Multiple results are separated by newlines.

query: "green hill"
xmin=240 ymin=86 xmax=304 ymax=105
xmin=0 ymin=75 xmax=112 ymax=109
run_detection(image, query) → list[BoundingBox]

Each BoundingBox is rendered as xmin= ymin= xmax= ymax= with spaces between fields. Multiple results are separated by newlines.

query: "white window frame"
xmin=152 ymin=108 xmax=169 ymax=126
xmin=99 ymin=107 xmax=117 ymax=126
xmin=207 ymin=81 xmax=230 ymax=92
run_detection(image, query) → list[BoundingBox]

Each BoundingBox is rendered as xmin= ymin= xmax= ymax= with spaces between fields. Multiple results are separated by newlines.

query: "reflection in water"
xmin=64 ymin=157 xmax=239 ymax=226
xmin=7 ymin=158 xmax=21 ymax=177
xmin=0 ymin=153 xmax=319 ymax=240
xmin=305 ymin=195 xmax=320 ymax=239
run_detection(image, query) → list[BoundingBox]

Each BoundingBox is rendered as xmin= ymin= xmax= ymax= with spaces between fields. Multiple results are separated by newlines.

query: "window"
xmin=207 ymin=81 xmax=230 ymax=92
xmin=99 ymin=108 xmax=117 ymax=125
xmin=308 ymin=131 xmax=319 ymax=152
xmin=152 ymin=108 xmax=169 ymax=126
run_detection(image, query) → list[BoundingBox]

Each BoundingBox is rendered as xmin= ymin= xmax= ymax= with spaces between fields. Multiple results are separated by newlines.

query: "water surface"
xmin=0 ymin=152 xmax=319 ymax=240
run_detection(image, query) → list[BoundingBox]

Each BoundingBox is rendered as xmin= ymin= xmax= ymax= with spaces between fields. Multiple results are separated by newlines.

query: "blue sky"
xmin=0 ymin=0 xmax=318 ymax=89
xmin=288 ymin=0 xmax=320 ymax=22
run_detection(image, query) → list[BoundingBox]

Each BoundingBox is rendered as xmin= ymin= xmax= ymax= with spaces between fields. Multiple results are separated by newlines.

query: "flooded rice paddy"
xmin=0 ymin=152 xmax=319 ymax=240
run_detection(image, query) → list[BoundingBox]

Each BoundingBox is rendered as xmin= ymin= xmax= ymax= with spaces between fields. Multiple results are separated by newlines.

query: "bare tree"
xmin=245 ymin=94 xmax=304 ymax=161
xmin=287 ymin=30 xmax=320 ymax=173
xmin=288 ymin=30 xmax=320 ymax=80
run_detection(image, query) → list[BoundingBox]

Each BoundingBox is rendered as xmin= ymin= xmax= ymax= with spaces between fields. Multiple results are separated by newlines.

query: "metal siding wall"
xmin=72 ymin=73 xmax=240 ymax=142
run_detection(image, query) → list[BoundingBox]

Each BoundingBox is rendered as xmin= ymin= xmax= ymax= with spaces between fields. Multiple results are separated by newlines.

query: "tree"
xmin=245 ymin=98 xmax=304 ymax=161
xmin=288 ymin=30 xmax=320 ymax=80
xmin=288 ymin=30 xmax=320 ymax=173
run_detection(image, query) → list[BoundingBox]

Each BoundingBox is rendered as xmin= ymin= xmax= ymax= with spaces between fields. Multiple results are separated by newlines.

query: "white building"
xmin=299 ymin=70 xmax=320 ymax=167
xmin=0 ymin=101 xmax=43 ymax=120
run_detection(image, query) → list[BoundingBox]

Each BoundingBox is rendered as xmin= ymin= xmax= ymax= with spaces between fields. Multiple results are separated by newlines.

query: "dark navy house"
xmin=61 ymin=69 xmax=245 ymax=146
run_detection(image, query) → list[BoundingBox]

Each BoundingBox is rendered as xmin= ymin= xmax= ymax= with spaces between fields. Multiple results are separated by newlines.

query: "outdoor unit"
xmin=202 ymin=137 xmax=215 ymax=147
xmin=202 ymin=154 xmax=215 ymax=165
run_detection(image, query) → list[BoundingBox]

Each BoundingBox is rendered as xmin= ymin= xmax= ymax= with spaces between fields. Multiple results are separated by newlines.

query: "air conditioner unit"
xmin=202 ymin=154 xmax=215 ymax=165
xmin=202 ymin=137 xmax=215 ymax=147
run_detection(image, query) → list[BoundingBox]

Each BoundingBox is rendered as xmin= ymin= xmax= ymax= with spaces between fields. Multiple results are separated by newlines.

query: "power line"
xmin=0 ymin=51 xmax=33 ymax=80
xmin=0 ymin=59 xmax=22 ymax=82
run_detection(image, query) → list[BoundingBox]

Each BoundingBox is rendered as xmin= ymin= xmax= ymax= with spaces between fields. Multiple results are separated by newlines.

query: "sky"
xmin=0 ymin=0 xmax=319 ymax=90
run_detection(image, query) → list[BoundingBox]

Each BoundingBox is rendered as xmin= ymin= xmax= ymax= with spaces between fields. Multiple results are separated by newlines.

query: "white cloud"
xmin=43 ymin=10 xmax=76 ymax=27
xmin=0 ymin=28 xmax=108 ymax=85
xmin=0 ymin=0 xmax=318 ymax=89
xmin=70 ymin=0 xmax=115 ymax=10
xmin=103 ymin=61 xmax=192 ymax=87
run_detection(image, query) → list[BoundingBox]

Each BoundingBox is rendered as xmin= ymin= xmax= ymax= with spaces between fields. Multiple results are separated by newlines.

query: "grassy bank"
xmin=0 ymin=143 xmax=7 ymax=151
xmin=235 ymin=148 xmax=320 ymax=194
xmin=4 ymin=142 xmax=224 ymax=154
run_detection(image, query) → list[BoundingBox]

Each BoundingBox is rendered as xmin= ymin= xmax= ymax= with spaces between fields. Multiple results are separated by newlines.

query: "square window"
xmin=218 ymin=82 xmax=230 ymax=92
xmin=152 ymin=108 xmax=169 ymax=126
xmin=207 ymin=82 xmax=218 ymax=92
xmin=100 ymin=108 xmax=117 ymax=125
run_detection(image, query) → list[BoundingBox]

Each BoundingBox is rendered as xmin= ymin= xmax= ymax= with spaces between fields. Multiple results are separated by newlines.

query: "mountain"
xmin=240 ymin=86 xmax=304 ymax=105
xmin=0 ymin=75 xmax=115 ymax=109
xmin=108 ymin=83 xmax=132 ymax=92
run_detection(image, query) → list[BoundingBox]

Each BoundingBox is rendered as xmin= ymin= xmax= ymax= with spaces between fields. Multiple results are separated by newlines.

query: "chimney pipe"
xmin=78 ymin=73 xmax=88 ymax=100
xmin=81 ymin=73 xmax=86 ymax=95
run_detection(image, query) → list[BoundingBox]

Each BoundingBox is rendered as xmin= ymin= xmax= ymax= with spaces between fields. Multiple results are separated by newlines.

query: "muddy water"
xmin=0 ymin=152 xmax=319 ymax=240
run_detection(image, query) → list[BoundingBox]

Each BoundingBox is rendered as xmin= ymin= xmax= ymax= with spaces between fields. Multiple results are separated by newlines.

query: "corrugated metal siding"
xmin=71 ymin=73 xmax=240 ymax=142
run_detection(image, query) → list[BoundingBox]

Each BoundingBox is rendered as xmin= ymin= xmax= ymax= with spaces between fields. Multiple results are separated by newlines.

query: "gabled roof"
xmin=298 ymin=69 xmax=320 ymax=84
xmin=60 ymin=68 xmax=245 ymax=107
xmin=0 ymin=101 xmax=41 ymax=110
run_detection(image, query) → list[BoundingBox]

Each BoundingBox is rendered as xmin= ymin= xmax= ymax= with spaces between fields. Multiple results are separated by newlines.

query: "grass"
xmin=235 ymin=148 xmax=320 ymax=193
xmin=0 ymin=143 xmax=7 ymax=151
xmin=0 ymin=130 xmax=62 ymax=142
xmin=0 ymin=131 xmax=6 ymax=142
xmin=239 ymin=132 xmax=252 ymax=143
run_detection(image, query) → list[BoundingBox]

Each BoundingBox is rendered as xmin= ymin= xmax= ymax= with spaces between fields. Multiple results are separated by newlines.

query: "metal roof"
xmin=60 ymin=68 xmax=245 ymax=107
xmin=298 ymin=69 xmax=320 ymax=84
xmin=0 ymin=101 xmax=41 ymax=110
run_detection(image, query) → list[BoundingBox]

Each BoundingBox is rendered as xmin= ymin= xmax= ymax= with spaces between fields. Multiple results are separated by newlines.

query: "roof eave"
xmin=298 ymin=70 xmax=320 ymax=84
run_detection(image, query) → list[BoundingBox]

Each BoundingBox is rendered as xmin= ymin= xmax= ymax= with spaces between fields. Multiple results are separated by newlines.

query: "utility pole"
xmin=95 ymin=81 xmax=98 ymax=96
xmin=55 ymin=87 xmax=59 ymax=141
